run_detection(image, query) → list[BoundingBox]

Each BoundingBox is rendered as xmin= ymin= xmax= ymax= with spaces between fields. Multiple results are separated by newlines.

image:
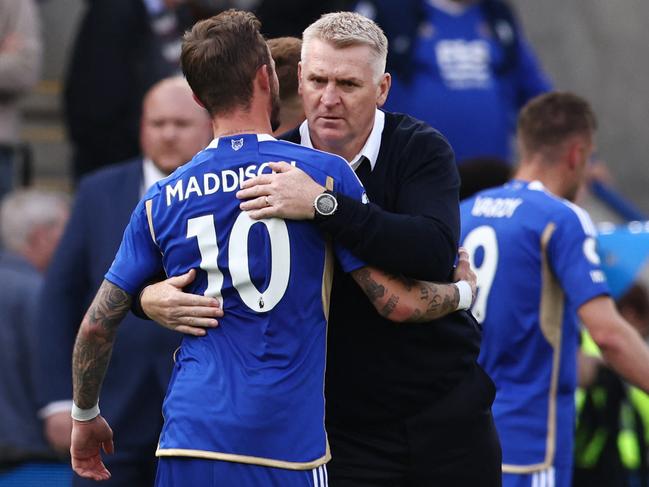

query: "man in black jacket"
xmin=138 ymin=11 xmax=501 ymax=486
xmin=64 ymin=0 xmax=198 ymax=181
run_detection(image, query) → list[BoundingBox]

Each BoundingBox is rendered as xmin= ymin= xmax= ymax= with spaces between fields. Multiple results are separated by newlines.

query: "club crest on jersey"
xmin=231 ymin=138 xmax=244 ymax=151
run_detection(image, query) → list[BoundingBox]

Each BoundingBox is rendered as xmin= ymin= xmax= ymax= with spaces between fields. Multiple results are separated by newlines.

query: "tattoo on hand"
xmin=72 ymin=280 xmax=132 ymax=409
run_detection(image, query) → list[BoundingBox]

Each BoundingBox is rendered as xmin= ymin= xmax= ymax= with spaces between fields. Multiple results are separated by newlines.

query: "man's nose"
xmin=320 ymin=82 xmax=340 ymax=107
xmin=161 ymin=124 xmax=177 ymax=140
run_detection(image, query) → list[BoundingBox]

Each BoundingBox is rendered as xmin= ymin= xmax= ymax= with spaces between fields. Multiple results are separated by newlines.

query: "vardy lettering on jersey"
xmin=471 ymin=196 xmax=523 ymax=218
xmin=165 ymin=161 xmax=297 ymax=206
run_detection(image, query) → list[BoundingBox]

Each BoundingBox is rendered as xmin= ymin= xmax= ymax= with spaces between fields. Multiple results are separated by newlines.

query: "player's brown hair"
xmin=517 ymin=92 xmax=597 ymax=158
xmin=267 ymin=37 xmax=301 ymax=102
xmin=181 ymin=10 xmax=271 ymax=115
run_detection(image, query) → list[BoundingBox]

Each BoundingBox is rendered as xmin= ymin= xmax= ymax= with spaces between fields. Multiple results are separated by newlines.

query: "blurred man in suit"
xmin=38 ymin=76 xmax=213 ymax=486
xmin=0 ymin=189 xmax=68 ymax=467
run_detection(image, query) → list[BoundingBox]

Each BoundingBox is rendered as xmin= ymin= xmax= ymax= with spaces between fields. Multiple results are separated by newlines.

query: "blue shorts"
xmin=503 ymin=466 xmax=571 ymax=487
xmin=155 ymin=457 xmax=328 ymax=487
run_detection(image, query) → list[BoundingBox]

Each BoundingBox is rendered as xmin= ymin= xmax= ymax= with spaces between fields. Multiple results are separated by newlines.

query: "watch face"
xmin=316 ymin=193 xmax=337 ymax=215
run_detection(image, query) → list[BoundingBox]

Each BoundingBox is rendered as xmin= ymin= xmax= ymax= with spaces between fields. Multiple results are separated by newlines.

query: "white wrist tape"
xmin=71 ymin=402 xmax=100 ymax=422
xmin=454 ymin=280 xmax=473 ymax=311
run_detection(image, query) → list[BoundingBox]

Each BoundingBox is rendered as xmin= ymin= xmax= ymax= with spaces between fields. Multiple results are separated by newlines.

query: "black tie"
xmin=355 ymin=156 xmax=371 ymax=184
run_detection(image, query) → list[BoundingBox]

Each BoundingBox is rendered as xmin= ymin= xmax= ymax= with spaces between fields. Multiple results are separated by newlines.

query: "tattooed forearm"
xmin=415 ymin=282 xmax=458 ymax=321
xmin=380 ymin=294 xmax=400 ymax=318
xmin=352 ymin=268 xmax=386 ymax=302
xmin=72 ymin=280 xmax=132 ymax=409
xmin=352 ymin=267 xmax=462 ymax=323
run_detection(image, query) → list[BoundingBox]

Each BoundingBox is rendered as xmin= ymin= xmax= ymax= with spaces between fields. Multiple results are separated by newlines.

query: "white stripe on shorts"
xmin=532 ymin=467 xmax=555 ymax=487
xmin=312 ymin=465 xmax=328 ymax=487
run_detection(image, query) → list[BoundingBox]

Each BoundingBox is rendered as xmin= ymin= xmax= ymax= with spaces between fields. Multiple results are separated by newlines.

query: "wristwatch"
xmin=313 ymin=190 xmax=338 ymax=220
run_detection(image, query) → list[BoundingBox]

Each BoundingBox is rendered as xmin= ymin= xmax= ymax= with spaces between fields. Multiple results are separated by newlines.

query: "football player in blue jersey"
xmin=460 ymin=91 xmax=649 ymax=487
xmin=68 ymin=10 xmax=477 ymax=487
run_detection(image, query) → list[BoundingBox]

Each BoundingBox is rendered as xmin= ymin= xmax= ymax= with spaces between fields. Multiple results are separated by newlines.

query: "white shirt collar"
xmin=206 ymin=133 xmax=276 ymax=150
xmin=141 ymin=157 xmax=168 ymax=196
xmin=299 ymin=109 xmax=385 ymax=172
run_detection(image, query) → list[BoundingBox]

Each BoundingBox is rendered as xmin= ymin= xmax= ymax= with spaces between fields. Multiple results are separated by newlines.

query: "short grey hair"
xmin=302 ymin=11 xmax=388 ymax=81
xmin=0 ymin=188 xmax=70 ymax=252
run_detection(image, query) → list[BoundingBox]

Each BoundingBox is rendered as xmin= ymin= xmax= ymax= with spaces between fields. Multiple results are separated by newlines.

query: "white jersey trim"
xmin=527 ymin=179 xmax=597 ymax=236
xmin=156 ymin=443 xmax=330 ymax=471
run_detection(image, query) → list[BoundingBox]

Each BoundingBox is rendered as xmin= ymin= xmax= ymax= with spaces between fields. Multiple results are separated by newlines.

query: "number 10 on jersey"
xmin=187 ymin=213 xmax=291 ymax=313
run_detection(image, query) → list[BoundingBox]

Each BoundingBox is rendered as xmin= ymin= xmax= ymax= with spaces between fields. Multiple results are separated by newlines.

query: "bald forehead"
xmin=143 ymin=78 xmax=207 ymax=118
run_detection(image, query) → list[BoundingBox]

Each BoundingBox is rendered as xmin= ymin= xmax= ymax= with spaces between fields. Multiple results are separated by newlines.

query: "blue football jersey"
xmin=106 ymin=134 xmax=366 ymax=470
xmin=384 ymin=2 xmax=551 ymax=164
xmin=460 ymin=180 xmax=609 ymax=472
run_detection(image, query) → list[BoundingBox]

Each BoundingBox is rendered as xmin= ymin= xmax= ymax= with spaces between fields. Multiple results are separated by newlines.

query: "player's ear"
xmin=256 ymin=64 xmax=271 ymax=92
xmin=565 ymin=138 xmax=583 ymax=171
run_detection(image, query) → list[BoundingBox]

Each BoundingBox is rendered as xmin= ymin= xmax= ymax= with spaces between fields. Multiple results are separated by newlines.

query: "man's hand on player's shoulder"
xmin=237 ymin=161 xmax=324 ymax=220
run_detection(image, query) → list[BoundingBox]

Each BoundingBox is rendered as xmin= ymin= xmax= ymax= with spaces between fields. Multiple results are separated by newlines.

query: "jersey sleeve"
xmin=548 ymin=206 xmax=610 ymax=309
xmin=330 ymin=157 xmax=368 ymax=273
xmin=105 ymin=197 xmax=164 ymax=295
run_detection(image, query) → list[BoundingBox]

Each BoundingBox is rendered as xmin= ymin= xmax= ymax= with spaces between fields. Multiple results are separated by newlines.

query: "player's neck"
xmin=211 ymin=103 xmax=273 ymax=139
xmin=515 ymin=163 xmax=564 ymax=198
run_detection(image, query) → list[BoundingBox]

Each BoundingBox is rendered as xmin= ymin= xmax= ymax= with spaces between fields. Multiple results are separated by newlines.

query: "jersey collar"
xmin=206 ymin=133 xmax=276 ymax=150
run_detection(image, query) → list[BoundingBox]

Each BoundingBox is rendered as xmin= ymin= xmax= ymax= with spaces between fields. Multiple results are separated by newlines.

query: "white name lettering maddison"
xmin=471 ymin=196 xmax=523 ymax=219
xmin=166 ymin=161 xmax=296 ymax=206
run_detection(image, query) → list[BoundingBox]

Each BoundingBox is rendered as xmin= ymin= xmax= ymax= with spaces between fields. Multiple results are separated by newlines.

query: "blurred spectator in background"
xmin=267 ymin=36 xmax=304 ymax=134
xmin=0 ymin=0 xmax=41 ymax=201
xmin=357 ymin=0 xmax=551 ymax=165
xmin=38 ymin=77 xmax=212 ymax=487
xmin=63 ymin=0 xmax=210 ymax=182
xmin=458 ymin=156 xmax=512 ymax=200
xmin=0 ymin=189 xmax=69 ymax=469
xmin=575 ymin=282 xmax=649 ymax=487
xmin=255 ymin=0 xmax=352 ymax=38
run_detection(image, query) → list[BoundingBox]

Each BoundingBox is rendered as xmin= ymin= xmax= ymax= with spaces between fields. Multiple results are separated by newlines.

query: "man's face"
xmin=32 ymin=206 xmax=68 ymax=272
xmin=140 ymin=84 xmax=212 ymax=175
xmin=298 ymin=39 xmax=390 ymax=159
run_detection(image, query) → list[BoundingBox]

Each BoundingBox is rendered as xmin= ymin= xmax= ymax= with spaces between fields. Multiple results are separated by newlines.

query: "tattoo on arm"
xmin=72 ymin=280 xmax=132 ymax=409
xmin=353 ymin=268 xmax=386 ymax=303
xmin=352 ymin=268 xmax=460 ymax=323
xmin=380 ymin=294 xmax=400 ymax=317
xmin=416 ymin=282 xmax=458 ymax=320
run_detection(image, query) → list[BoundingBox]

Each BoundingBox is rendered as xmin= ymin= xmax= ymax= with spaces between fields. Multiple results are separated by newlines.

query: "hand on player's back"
xmin=141 ymin=269 xmax=223 ymax=336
